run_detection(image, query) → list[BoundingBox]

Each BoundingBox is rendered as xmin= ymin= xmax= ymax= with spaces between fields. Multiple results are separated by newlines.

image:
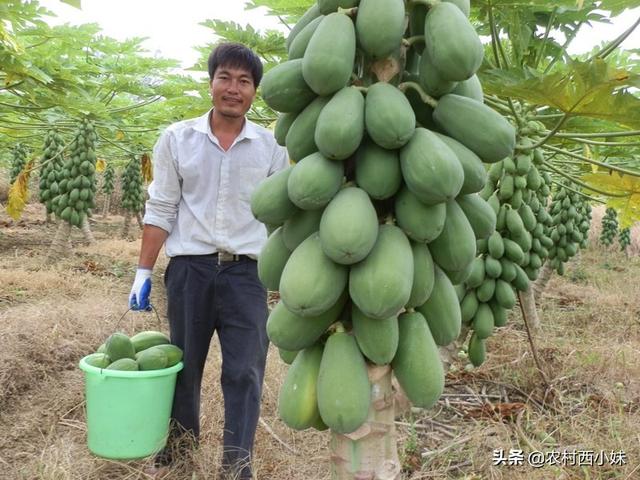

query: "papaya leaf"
xmin=581 ymin=172 xmax=640 ymax=227
xmin=59 ymin=0 xmax=82 ymax=9
xmin=481 ymin=58 xmax=640 ymax=128
xmin=245 ymin=0 xmax=315 ymax=20
xmin=597 ymin=0 xmax=640 ymax=16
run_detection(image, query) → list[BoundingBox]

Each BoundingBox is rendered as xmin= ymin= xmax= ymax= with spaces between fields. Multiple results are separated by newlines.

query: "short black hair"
xmin=207 ymin=43 xmax=263 ymax=87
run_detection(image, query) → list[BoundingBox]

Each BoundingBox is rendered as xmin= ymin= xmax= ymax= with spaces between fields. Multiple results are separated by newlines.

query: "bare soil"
xmin=0 ymin=202 xmax=638 ymax=480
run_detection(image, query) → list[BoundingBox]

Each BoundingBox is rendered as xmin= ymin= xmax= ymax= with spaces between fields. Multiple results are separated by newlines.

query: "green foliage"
xmin=481 ymin=59 xmax=640 ymax=128
xmin=245 ymin=0 xmax=316 ymax=22
xmin=0 ymin=3 xmax=199 ymax=169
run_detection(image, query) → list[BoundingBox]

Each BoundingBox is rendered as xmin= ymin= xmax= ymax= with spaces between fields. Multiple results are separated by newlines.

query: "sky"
xmin=39 ymin=0 xmax=640 ymax=73
xmin=38 ymin=0 xmax=289 ymax=72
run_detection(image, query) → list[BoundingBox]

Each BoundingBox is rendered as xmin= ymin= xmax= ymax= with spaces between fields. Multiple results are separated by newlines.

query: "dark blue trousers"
xmin=162 ymin=254 xmax=268 ymax=479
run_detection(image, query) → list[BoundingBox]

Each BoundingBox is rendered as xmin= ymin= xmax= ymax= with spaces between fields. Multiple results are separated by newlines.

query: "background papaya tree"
xmin=470 ymin=0 xmax=640 ymax=329
xmin=0 ymin=1 xmax=203 ymax=256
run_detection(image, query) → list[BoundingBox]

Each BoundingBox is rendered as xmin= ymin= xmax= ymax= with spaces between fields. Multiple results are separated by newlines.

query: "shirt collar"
xmin=194 ymin=108 xmax=260 ymax=140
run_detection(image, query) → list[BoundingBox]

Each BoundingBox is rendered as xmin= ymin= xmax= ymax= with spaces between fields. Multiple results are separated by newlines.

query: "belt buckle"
xmin=218 ymin=251 xmax=234 ymax=264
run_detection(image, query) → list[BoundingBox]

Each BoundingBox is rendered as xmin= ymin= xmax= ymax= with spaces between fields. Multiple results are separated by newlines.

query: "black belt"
xmin=213 ymin=251 xmax=251 ymax=264
xmin=174 ymin=252 xmax=252 ymax=264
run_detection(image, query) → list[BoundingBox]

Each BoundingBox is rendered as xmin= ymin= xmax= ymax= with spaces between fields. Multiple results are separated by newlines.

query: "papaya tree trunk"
xmin=45 ymin=212 xmax=52 ymax=223
xmin=519 ymin=284 xmax=540 ymax=330
xmin=122 ymin=211 xmax=131 ymax=239
xmin=533 ymin=262 xmax=553 ymax=301
xmin=81 ymin=215 xmax=96 ymax=245
xmin=47 ymin=221 xmax=72 ymax=261
xmin=439 ymin=325 xmax=470 ymax=373
xmin=102 ymin=195 xmax=111 ymax=219
xmin=330 ymin=365 xmax=401 ymax=480
xmin=136 ymin=212 xmax=144 ymax=230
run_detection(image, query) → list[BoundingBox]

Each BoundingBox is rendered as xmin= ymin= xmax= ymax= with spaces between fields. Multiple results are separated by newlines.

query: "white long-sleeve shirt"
xmin=144 ymin=109 xmax=289 ymax=258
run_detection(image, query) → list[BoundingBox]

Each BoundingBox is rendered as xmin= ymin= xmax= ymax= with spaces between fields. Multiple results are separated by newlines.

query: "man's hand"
xmin=129 ymin=268 xmax=152 ymax=311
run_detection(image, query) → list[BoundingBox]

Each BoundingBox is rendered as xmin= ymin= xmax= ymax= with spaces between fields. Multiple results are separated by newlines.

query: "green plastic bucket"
xmin=79 ymin=355 xmax=183 ymax=459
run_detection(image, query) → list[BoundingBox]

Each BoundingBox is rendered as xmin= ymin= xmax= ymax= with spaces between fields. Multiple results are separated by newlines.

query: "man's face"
xmin=210 ymin=66 xmax=256 ymax=119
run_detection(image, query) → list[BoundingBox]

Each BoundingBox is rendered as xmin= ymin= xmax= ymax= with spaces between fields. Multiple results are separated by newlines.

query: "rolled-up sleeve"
xmin=144 ymin=130 xmax=181 ymax=233
xmin=268 ymin=142 xmax=290 ymax=175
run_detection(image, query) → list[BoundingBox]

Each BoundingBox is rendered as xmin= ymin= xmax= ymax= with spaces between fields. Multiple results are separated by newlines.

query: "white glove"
xmin=129 ymin=268 xmax=152 ymax=311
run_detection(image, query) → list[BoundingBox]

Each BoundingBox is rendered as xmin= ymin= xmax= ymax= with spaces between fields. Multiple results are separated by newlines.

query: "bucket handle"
xmin=97 ymin=304 xmax=165 ymax=375
xmin=114 ymin=303 xmax=164 ymax=333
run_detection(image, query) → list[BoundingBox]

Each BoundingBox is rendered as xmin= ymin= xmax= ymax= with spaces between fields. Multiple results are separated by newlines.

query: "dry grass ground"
xmin=0 ymin=203 xmax=638 ymax=480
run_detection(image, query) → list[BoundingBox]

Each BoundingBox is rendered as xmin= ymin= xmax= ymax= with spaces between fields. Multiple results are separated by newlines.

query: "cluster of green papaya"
xmin=546 ymin=185 xmax=592 ymax=275
xmin=102 ymin=161 xmax=115 ymax=196
xmin=52 ymin=118 xmax=98 ymax=227
xmin=85 ymin=331 xmax=183 ymax=371
xmin=120 ymin=156 xmax=145 ymax=213
xmin=619 ymin=227 xmax=631 ymax=252
xmin=578 ymin=200 xmax=592 ymax=249
xmin=600 ymin=207 xmax=618 ymax=247
xmin=461 ymin=134 xmax=553 ymax=365
xmin=256 ymin=0 xmax=516 ymax=434
xmin=38 ymin=130 xmax=66 ymax=214
xmin=10 ymin=143 xmax=29 ymax=183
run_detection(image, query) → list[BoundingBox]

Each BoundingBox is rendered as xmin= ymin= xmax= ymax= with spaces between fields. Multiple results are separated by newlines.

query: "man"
xmin=129 ymin=42 xmax=288 ymax=479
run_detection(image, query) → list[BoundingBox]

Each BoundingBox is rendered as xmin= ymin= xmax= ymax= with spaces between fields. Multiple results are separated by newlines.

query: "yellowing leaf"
xmin=582 ymin=145 xmax=598 ymax=173
xmin=141 ymin=153 xmax=153 ymax=183
xmin=6 ymin=160 xmax=34 ymax=220
xmin=581 ymin=172 xmax=640 ymax=228
xmin=115 ymin=130 xmax=125 ymax=141
xmin=96 ymin=159 xmax=106 ymax=173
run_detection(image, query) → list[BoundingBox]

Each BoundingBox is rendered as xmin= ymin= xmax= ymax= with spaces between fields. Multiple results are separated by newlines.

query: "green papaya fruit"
xmin=278 ymin=343 xmax=324 ymax=430
xmin=433 ymin=94 xmax=516 ymax=163
xmin=392 ymin=311 xmax=444 ymax=408
xmin=400 ymin=128 xmax=464 ymax=205
xmin=279 ymin=233 xmax=348 ymax=317
xmin=415 ymin=265 xmax=461 ymax=346
xmin=394 ymin=186 xmax=446 ymax=243
xmin=317 ymin=331 xmax=371 ymax=434
xmin=258 ymin=227 xmax=292 ymax=291
xmin=356 ymin=0 xmax=405 ymax=59
xmin=424 ymin=2 xmax=483 ymax=81
xmin=315 ymin=86 xmax=365 ymax=160
xmin=354 ymin=139 xmax=402 ymax=200
xmin=352 ymin=305 xmax=399 ymax=365
xmin=303 ymin=13 xmax=356 ymax=96
xmin=365 ymin=82 xmax=416 ymax=149
xmin=349 ymin=224 xmax=414 ymax=320
xmin=261 ymin=59 xmax=316 ymax=113
xmin=319 ymin=187 xmax=379 ymax=265
xmin=287 ymin=152 xmax=344 ymax=210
